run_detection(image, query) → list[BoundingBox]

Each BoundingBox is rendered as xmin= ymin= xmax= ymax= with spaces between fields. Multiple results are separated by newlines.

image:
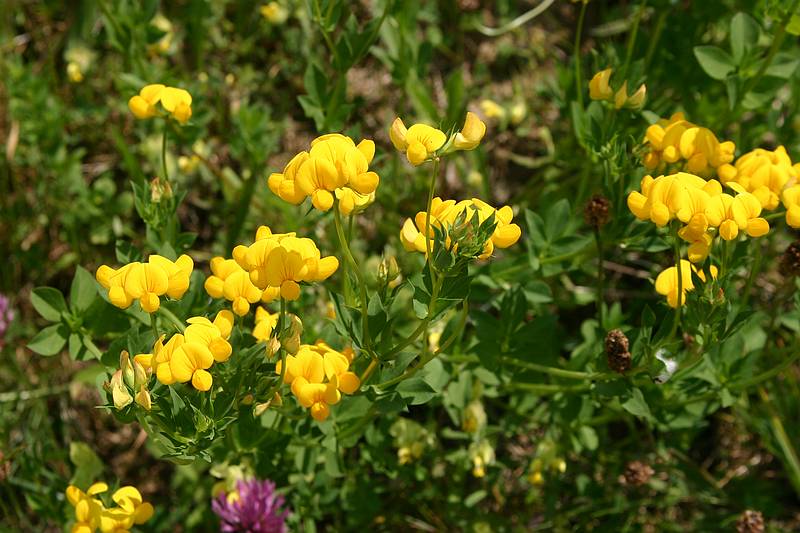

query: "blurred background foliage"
xmin=2 ymin=0 xmax=800 ymax=530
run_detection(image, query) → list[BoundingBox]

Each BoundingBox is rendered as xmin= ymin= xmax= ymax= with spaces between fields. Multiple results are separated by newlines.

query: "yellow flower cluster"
xmin=718 ymin=146 xmax=800 ymax=212
xmin=400 ymin=197 xmax=522 ymax=259
xmin=275 ymin=341 xmax=360 ymax=421
xmin=205 ymin=226 xmax=339 ymax=307
xmin=66 ymin=482 xmax=153 ymax=533
xmin=655 ymin=260 xmax=718 ymax=308
xmin=390 ymin=112 xmax=487 ymax=166
xmin=628 ymin=172 xmax=769 ymax=263
xmin=642 ymin=113 xmax=735 ymax=177
xmin=96 ymin=255 xmax=193 ymax=313
xmin=136 ymin=310 xmax=234 ymax=391
xmin=588 ymin=68 xmax=646 ymax=110
xmin=268 ymin=134 xmax=379 ymax=214
xmin=128 ymin=84 xmax=192 ymax=124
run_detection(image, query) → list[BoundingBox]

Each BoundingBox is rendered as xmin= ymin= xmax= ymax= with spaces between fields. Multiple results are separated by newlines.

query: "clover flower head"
xmin=212 ymin=478 xmax=290 ymax=533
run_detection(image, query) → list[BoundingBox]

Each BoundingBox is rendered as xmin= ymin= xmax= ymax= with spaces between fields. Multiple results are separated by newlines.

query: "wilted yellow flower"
xmin=655 ymin=260 xmax=718 ymax=307
xmin=269 ymin=134 xmax=379 ymax=212
xmin=128 ymin=84 xmax=192 ymax=124
xmin=390 ymin=118 xmax=447 ymax=166
xmin=400 ymin=197 xmax=522 ymax=259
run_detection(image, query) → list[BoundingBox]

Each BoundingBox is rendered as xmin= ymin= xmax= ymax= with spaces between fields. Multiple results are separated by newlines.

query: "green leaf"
xmin=578 ymin=426 xmax=599 ymax=451
xmin=70 ymin=442 xmax=104 ymax=489
xmin=70 ymin=266 xmax=98 ymax=314
xmin=30 ymin=287 xmax=68 ymax=322
xmin=464 ymin=490 xmax=487 ymax=507
xmin=730 ymin=13 xmax=760 ymax=63
xmin=27 ymin=324 xmax=69 ymax=356
xmin=694 ymin=46 xmax=736 ymax=80
xmin=765 ymin=52 xmax=800 ymax=79
xmin=396 ymin=377 xmax=436 ymax=405
xmin=622 ymin=387 xmax=653 ymax=421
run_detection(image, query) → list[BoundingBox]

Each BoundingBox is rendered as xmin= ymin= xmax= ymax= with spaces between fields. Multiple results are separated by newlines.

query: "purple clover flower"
xmin=0 ymin=295 xmax=13 ymax=341
xmin=212 ymin=478 xmax=290 ymax=533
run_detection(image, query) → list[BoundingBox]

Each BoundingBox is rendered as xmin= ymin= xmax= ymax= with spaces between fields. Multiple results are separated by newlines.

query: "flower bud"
xmin=132 ymin=358 xmax=148 ymax=389
xmin=135 ymin=385 xmax=152 ymax=411
xmin=120 ymin=351 xmax=135 ymax=389
xmin=378 ymin=256 xmax=400 ymax=286
xmin=150 ymin=177 xmax=173 ymax=203
xmin=241 ymin=394 xmax=254 ymax=406
xmin=266 ymin=337 xmax=281 ymax=359
xmin=111 ymin=370 xmax=133 ymax=410
xmin=462 ymin=400 xmax=487 ymax=434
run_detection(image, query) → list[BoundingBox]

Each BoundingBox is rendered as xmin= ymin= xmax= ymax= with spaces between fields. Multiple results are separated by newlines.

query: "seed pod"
xmin=736 ymin=510 xmax=764 ymax=533
xmin=780 ymin=241 xmax=800 ymax=277
xmin=583 ymin=195 xmax=611 ymax=228
xmin=620 ymin=460 xmax=654 ymax=486
xmin=605 ymin=329 xmax=631 ymax=374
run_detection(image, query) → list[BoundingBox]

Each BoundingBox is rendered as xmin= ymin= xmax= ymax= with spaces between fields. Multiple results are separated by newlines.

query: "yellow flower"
xmin=705 ymin=191 xmax=769 ymax=240
xmin=66 ymin=482 xmax=107 ymax=533
xmin=235 ymin=226 xmax=339 ymax=301
xmin=223 ymin=270 xmax=263 ymax=316
xmin=169 ymin=341 xmax=215 ymax=391
xmin=110 ymin=486 xmax=154 ymax=527
xmin=452 ymin=111 xmax=486 ymax=151
xmin=275 ymin=341 xmax=359 ymax=421
xmin=253 ymin=307 xmax=279 ymax=342
xmin=589 ymin=68 xmax=613 ymax=100
xmin=96 ymin=256 xmax=191 ymax=313
xmin=147 ymin=254 xmax=193 ymax=299
xmin=260 ymin=2 xmax=289 ymax=24
xmin=400 ymin=197 xmax=521 ymax=259
xmin=655 ymin=260 xmax=718 ymax=307
xmin=128 ymin=84 xmax=192 ymax=124
xmin=718 ymin=146 xmax=797 ymax=210
xmin=269 ymin=134 xmax=378 ymax=212
xmin=152 ymin=333 xmax=184 ymax=385
xmin=641 ymin=113 xmax=734 ymax=177
xmin=389 ymin=118 xmax=447 ymax=166
xmin=335 ymin=187 xmax=374 ymax=215
xmin=67 ymin=62 xmax=84 ymax=83
xmin=479 ymin=99 xmax=506 ymax=121
xmin=783 ymin=184 xmax=800 ymax=227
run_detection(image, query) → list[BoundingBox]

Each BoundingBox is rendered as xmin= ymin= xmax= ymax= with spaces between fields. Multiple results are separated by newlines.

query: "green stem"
xmin=670 ymin=223 xmax=683 ymax=339
xmin=740 ymin=0 xmax=800 ymax=103
xmin=424 ymin=158 xmax=440 ymax=267
xmin=759 ymin=386 xmax=800 ymax=496
xmin=594 ymin=226 xmax=604 ymax=330
xmin=0 ymin=384 xmax=70 ymax=403
xmin=742 ymin=240 xmax=762 ymax=307
xmin=158 ymin=307 xmax=185 ymax=333
xmin=574 ymin=1 xmax=588 ymax=109
xmin=161 ymin=123 xmax=169 ymax=183
xmin=474 ymin=0 xmax=556 ymax=37
xmin=643 ymin=9 xmax=668 ymax=70
xmin=225 ymin=173 xmax=259 ymax=252
xmin=150 ymin=313 xmax=159 ymax=340
xmin=376 ymin=274 xmax=444 ymax=389
xmin=504 ymin=382 xmax=593 ymax=394
xmin=333 ymin=205 xmax=375 ymax=359
xmin=622 ymin=0 xmax=646 ymax=79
